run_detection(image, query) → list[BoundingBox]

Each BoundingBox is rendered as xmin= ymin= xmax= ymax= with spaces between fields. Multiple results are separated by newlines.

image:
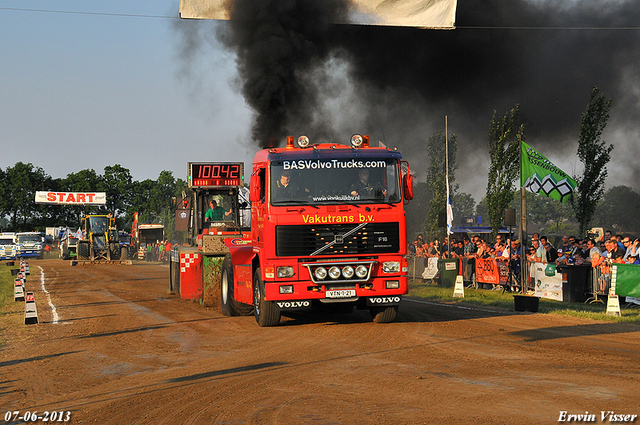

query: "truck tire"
xmin=221 ymin=254 xmax=253 ymax=316
xmin=370 ymin=305 xmax=398 ymax=323
xmin=77 ymin=242 xmax=90 ymax=260
xmin=253 ymin=267 xmax=280 ymax=327
xmin=120 ymin=247 xmax=128 ymax=261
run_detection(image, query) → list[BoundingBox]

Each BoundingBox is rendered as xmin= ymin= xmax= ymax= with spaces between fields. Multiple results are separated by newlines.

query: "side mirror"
xmin=403 ymin=173 xmax=414 ymax=201
xmin=250 ymin=184 xmax=260 ymax=202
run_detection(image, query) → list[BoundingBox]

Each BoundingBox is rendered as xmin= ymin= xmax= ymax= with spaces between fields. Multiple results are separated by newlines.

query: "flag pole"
xmin=445 ymin=116 xmax=450 ymax=257
xmin=519 ymin=138 xmax=527 ymax=293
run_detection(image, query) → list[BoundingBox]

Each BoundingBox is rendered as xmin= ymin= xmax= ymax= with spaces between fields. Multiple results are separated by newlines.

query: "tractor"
xmin=77 ymin=214 xmax=120 ymax=261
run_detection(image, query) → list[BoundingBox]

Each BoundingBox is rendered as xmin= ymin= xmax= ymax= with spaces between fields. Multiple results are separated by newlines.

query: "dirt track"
xmin=2 ymin=259 xmax=640 ymax=424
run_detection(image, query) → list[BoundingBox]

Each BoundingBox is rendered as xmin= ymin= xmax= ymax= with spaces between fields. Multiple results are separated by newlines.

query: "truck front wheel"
xmin=370 ymin=305 xmax=398 ymax=323
xmin=221 ymin=255 xmax=252 ymax=316
xmin=253 ymin=268 xmax=280 ymax=327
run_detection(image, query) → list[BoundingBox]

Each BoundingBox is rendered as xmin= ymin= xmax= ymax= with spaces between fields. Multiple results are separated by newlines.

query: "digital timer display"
xmin=188 ymin=162 xmax=244 ymax=188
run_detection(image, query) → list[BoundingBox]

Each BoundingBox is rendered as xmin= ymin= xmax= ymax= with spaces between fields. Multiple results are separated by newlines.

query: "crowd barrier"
xmin=409 ymin=254 xmax=640 ymax=304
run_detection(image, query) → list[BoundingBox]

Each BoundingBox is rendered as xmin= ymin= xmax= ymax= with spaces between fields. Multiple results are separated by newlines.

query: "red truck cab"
xmin=223 ymin=135 xmax=413 ymax=326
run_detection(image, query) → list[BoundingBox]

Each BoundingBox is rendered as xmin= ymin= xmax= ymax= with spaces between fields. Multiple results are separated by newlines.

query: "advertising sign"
xmin=35 ymin=192 xmax=106 ymax=205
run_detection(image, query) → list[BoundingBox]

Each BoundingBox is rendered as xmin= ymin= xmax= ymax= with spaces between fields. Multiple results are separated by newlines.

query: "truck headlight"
xmin=355 ymin=265 xmax=369 ymax=278
xmin=328 ymin=266 xmax=341 ymax=279
xmin=314 ymin=267 xmax=327 ymax=280
xmin=382 ymin=261 xmax=400 ymax=273
xmin=277 ymin=266 xmax=294 ymax=278
xmin=341 ymin=265 xmax=354 ymax=278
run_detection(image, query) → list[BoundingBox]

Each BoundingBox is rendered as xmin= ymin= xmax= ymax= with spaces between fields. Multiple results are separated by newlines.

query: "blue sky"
xmin=2 ymin=1 xmax=639 ymax=206
xmin=0 ymin=1 xmax=253 ymax=184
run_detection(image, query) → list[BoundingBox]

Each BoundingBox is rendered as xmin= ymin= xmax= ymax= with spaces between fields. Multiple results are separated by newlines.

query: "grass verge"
xmin=409 ymin=280 xmax=640 ymax=324
xmin=0 ymin=262 xmax=27 ymax=347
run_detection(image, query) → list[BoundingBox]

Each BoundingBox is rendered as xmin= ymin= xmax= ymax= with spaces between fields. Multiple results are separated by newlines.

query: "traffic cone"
xmin=24 ymin=292 xmax=38 ymax=325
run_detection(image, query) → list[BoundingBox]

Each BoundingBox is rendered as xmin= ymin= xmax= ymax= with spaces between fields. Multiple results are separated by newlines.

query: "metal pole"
xmin=445 ymin=116 xmax=450 ymax=257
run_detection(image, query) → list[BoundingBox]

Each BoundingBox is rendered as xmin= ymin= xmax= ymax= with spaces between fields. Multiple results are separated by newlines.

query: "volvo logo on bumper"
xmin=366 ymin=296 xmax=402 ymax=306
xmin=275 ymin=300 xmax=312 ymax=311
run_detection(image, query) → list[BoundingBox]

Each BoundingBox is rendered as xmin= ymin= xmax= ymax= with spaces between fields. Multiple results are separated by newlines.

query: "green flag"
xmin=521 ymin=141 xmax=577 ymax=203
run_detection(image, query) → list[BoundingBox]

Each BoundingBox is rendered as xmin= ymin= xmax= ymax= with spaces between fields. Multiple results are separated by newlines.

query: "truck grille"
xmin=276 ymin=222 xmax=400 ymax=257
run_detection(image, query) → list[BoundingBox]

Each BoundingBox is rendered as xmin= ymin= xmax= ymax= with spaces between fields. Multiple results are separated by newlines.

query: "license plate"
xmin=326 ymin=289 xmax=356 ymax=298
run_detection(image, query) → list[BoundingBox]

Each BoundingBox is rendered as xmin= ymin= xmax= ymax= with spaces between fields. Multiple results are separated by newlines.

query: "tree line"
xmin=0 ymin=163 xmax=186 ymax=234
xmin=406 ymin=86 xmax=640 ymax=240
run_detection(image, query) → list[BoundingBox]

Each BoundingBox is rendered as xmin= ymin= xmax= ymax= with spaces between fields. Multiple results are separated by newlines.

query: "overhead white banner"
xmin=35 ymin=191 xmax=107 ymax=205
xmin=179 ymin=0 xmax=458 ymax=29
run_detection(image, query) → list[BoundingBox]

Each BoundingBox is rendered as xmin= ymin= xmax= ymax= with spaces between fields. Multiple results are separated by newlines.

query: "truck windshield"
xmin=270 ymin=158 xmax=401 ymax=205
xmin=89 ymin=217 xmax=109 ymax=235
xmin=17 ymin=235 xmax=42 ymax=243
xmin=0 ymin=238 xmax=14 ymax=245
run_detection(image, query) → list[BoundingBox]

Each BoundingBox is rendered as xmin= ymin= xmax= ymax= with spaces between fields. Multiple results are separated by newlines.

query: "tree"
xmin=593 ymin=186 xmax=640 ymax=233
xmin=485 ymin=106 xmax=523 ymax=236
xmin=572 ymin=86 xmax=614 ymax=236
xmin=0 ymin=167 xmax=7 ymax=229
xmin=452 ymin=192 xmax=475 ymax=222
xmin=60 ymin=169 xmax=104 ymax=225
xmin=102 ymin=164 xmax=134 ymax=226
xmin=4 ymin=162 xmax=51 ymax=230
xmin=404 ymin=181 xmax=431 ymax=240
xmin=425 ymin=129 xmax=457 ymax=239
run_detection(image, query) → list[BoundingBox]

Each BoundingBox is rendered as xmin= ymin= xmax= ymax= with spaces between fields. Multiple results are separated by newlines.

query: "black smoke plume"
xmin=184 ymin=0 xmax=640 ymax=195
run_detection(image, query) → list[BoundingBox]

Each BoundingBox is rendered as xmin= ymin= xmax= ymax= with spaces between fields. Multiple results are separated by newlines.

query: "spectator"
xmin=608 ymin=238 xmax=625 ymax=260
xmin=432 ymin=239 xmax=441 ymax=258
xmin=626 ymin=254 xmax=640 ymax=265
xmin=463 ymin=236 xmax=477 ymax=283
xmin=623 ymin=237 xmax=639 ymax=261
xmin=559 ymin=235 xmax=572 ymax=255
xmin=509 ymin=239 xmax=522 ymax=285
xmin=408 ymin=241 xmax=417 ymax=257
xmin=586 ymin=239 xmax=601 ymax=263
xmin=543 ymin=242 xmax=558 ymax=263
xmin=452 ymin=241 xmax=464 ymax=258
xmin=531 ymin=239 xmax=543 ymax=263
xmin=526 ymin=245 xmax=538 ymax=263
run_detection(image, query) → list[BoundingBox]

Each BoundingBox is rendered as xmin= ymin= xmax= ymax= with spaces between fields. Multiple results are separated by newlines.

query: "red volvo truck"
xmin=222 ymin=134 xmax=413 ymax=326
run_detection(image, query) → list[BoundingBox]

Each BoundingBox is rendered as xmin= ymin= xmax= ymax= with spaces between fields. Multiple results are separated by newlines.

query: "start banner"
xmin=475 ymin=258 xmax=509 ymax=285
xmin=35 ymin=191 xmax=106 ymax=205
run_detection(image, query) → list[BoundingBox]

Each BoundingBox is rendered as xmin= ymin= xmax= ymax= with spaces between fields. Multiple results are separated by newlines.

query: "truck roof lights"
xmin=297 ymin=135 xmax=310 ymax=148
xmin=350 ymin=134 xmax=369 ymax=148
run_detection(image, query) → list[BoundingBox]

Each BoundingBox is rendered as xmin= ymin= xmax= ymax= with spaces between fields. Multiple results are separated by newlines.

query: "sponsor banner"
xmin=475 ymin=258 xmax=508 ymax=285
xmin=275 ymin=300 xmax=312 ymax=311
xmin=179 ymin=0 xmax=458 ymax=29
xmin=366 ymin=295 xmax=402 ymax=306
xmin=35 ymin=191 xmax=106 ymax=205
xmin=422 ymin=257 xmax=439 ymax=280
xmin=531 ymin=262 xmax=563 ymax=301
xmin=612 ymin=264 xmax=640 ymax=298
